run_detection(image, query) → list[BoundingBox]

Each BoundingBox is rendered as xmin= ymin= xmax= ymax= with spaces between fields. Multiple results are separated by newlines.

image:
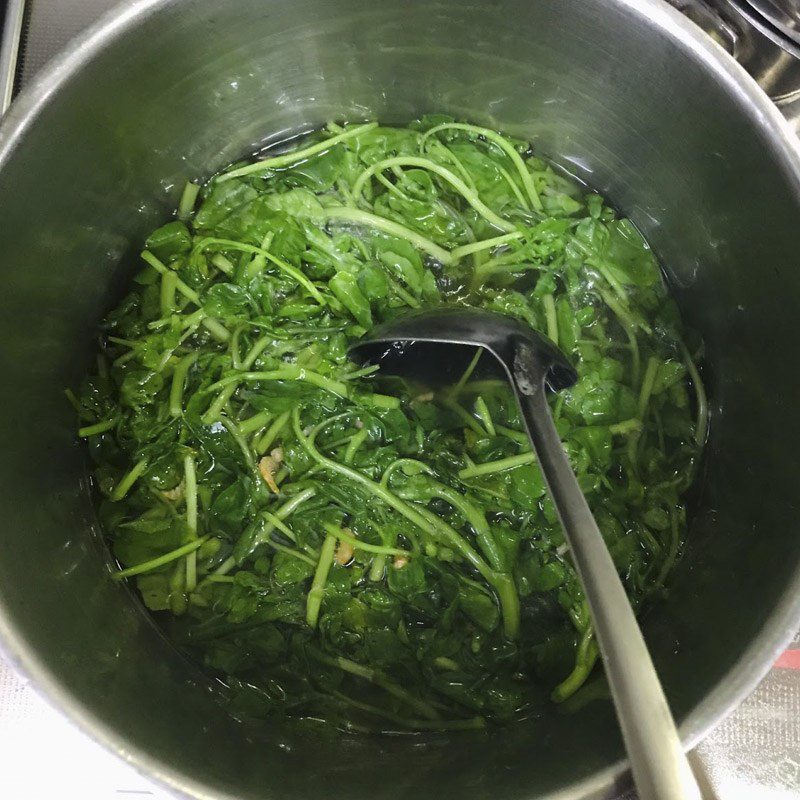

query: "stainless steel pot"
xmin=1 ymin=1 xmax=799 ymax=798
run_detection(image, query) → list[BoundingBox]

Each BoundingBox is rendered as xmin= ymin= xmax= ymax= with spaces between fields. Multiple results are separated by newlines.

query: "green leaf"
xmin=329 ymin=271 xmax=372 ymax=327
xmin=574 ymin=217 xmax=659 ymax=287
xmin=210 ymin=478 xmax=254 ymax=537
xmin=271 ymin=551 xmax=315 ymax=587
xmin=145 ymin=221 xmax=191 ymax=261
xmin=119 ymin=369 xmax=164 ymax=410
xmin=387 ymin=559 xmax=427 ymax=599
xmin=508 ymin=465 xmax=546 ymax=510
xmin=203 ymin=283 xmax=252 ymax=319
xmin=357 ymin=263 xmax=390 ymax=300
xmin=460 ymin=585 xmax=499 ymax=631
xmin=195 ymin=180 xmax=259 ymax=231
xmin=78 ymin=116 xmax=702 ymax=728
xmin=136 ymin=574 xmax=172 ymax=611
xmin=264 ymin=189 xmax=325 ymax=222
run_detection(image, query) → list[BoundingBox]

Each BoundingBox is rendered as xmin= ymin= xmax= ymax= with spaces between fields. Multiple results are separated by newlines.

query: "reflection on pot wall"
xmin=0 ymin=3 xmax=799 ymax=800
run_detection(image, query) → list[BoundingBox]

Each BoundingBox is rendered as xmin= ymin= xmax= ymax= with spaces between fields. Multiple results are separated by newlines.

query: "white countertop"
xmin=0 ymin=657 xmax=168 ymax=800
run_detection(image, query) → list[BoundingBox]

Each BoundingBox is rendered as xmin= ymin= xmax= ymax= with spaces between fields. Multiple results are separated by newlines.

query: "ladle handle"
xmin=512 ymin=342 xmax=703 ymax=800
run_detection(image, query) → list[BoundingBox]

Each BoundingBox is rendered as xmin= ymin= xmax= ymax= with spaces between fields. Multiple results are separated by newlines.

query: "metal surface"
xmin=669 ymin=0 xmax=742 ymax=53
xmin=743 ymin=0 xmax=800 ymax=45
xmin=14 ymin=0 xmax=118 ymax=86
xmin=718 ymin=0 xmax=800 ymax=116
xmin=352 ymin=308 xmax=703 ymax=800
xmin=1 ymin=2 xmax=800 ymax=800
xmin=0 ymin=0 xmax=26 ymax=112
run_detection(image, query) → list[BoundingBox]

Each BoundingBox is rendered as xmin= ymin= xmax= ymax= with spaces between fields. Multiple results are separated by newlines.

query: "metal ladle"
xmin=348 ymin=307 xmax=703 ymax=800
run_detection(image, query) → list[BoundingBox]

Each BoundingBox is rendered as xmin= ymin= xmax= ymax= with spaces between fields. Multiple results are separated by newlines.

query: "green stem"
xmin=78 ymin=418 xmax=116 ymax=437
xmin=111 ymin=458 xmax=148 ymax=502
xmin=261 ymin=489 xmax=317 ymax=542
xmin=261 ymin=510 xmax=298 ymax=543
xmin=451 ymin=347 xmax=484 ymax=395
xmin=294 ymin=410 xmax=519 ymax=636
xmin=200 ymin=317 xmax=231 ymax=343
xmin=385 ymin=273 xmax=421 ymax=308
xmin=353 ymin=156 xmax=515 ymax=233
xmin=471 ymin=259 xmax=540 ymax=289
xmin=264 ymin=537 xmax=317 ymax=566
xmin=306 ymin=533 xmax=337 ymax=627
xmin=411 ymin=504 xmax=519 ymax=638
xmin=494 ymin=571 xmax=521 ymax=637
xmin=169 ymin=352 xmax=199 ymax=417
xmin=343 ymin=428 xmax=368 ymax=464
xmin=202 ymin=383 xmax=237 ymax=425
xmin=141 ymin=251 xmax=230 ymax=342
xmin=210 ymin=253 xmax=235 ymax=276
xmin=228 ymin=325 xmax=244 ymax=370
xmin=599 ymin=287 xmax=651 ymax=336
xmin=380 ymin=458 xmax=435 ymax=488
xmin=332 ymin=691 xmax=484 ymax=731
xmin=424 ymin=139 xmax=478 ymax=192
xmin=458 ymin=452 xmax=536 ymax=479
xmin=638 ymin=356 xmax=660 ymax=420
xmin=204 ymin=367 xmax=348 ymax=399
xmin=219 ymin=416 xmax=258 ymax=477
xmin=474 ymin=396 xmax=495 ymax=436
xmin=193 ymin=237 xmax=324 ymax=304
xmin=449 ymin=232 xmax=524 ymax=263
xmin=322 ymin=523 xmax=411 ymax=557
xmin=369 ymin=554 xmax=387 ymax=581
xmin=238 ymin=410 xmax=272 ymax=436
xmin=497 ymin=164 xmax=529 ymax=209
xmin=681 ymin=343 xmax=708 ymax=446
xmin=203 ymin=334 xmax=274 ymax=425
xmin=261 ymin=511 xmax=319 ymax=567
xmin=204 ymin=574 xmax=235 ymax=584
xmin=608 ymin=418 xmax=642 ymax=435
xmin=256 ymin=410 xmax=291 ymax=454
xmin=206 ymin=367 xmax=398 ymax=412
xmin=160 ymin=270 xmax=177 ymax=318
xmin=600 ymin=288 xmax=641 ymax=384
xmin=552 ymin=628 xmax=599 ymax=702
xmin=367 ymin=393 xmax=401 ymax=409
xmin=428 ymin=482 xmax=505 ymax=573
xmin=113 ymin=535 xmax=209 ymax=580
xmin=107 ymin=336 xmax=139 ymax=348
xmin=421 ymin=122 xmax=542 ymax=211
xmin=245 ymin=231 xmax=275 ymax=279
xmin=543 ymin=293 xmax=558 ymax=346
xmin=184 ymin=454 xmax=198 ymax=591
xmin=177 ymin=181 xmax=200 ymax=221
xmin=653 ymin=507 xmax=681 ymax=590
xmin=374 ymin=170 xmax=409 ymax=201
xmin=341 ymin=364 xmax=380 ymax=381
xmin=494 ymin=424 xmax=530 ymax=445
xmin=589 ymin=257 xmax=629 ymax=303
xmin=218 ymin=122 xmax=378 ymax=181
xmin=416 ymin=481 xmax=505 ymax=572
xmin=141 ymin=251 xmax=199 ymax=303
xmin=295 ymin=412 xmax=478 ymax=572
xmin=441 ymin=397 xmax=487 ymax=436
xmin=211 ymin=488 xmax=316 ymax=579
xmin=312 ymin=650 xmax=439 ymax=720
xmin=323 ymin=206 xmax=454 ymax=265
xmin=64 ymin=388 xmax=81 ymax=412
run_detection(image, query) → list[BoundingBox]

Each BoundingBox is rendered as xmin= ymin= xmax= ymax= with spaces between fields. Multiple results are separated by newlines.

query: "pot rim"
xmin=0 ymin=1 xmax=799 ymax=798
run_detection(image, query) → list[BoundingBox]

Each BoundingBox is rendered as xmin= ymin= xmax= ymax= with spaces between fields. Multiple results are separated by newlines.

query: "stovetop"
xmin=0 ymin=2 xmax=798 ymax=799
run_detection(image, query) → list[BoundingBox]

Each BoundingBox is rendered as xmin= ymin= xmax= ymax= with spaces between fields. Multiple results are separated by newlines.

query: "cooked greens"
xmin=72 ymin=118 xmax=705 ymax=731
